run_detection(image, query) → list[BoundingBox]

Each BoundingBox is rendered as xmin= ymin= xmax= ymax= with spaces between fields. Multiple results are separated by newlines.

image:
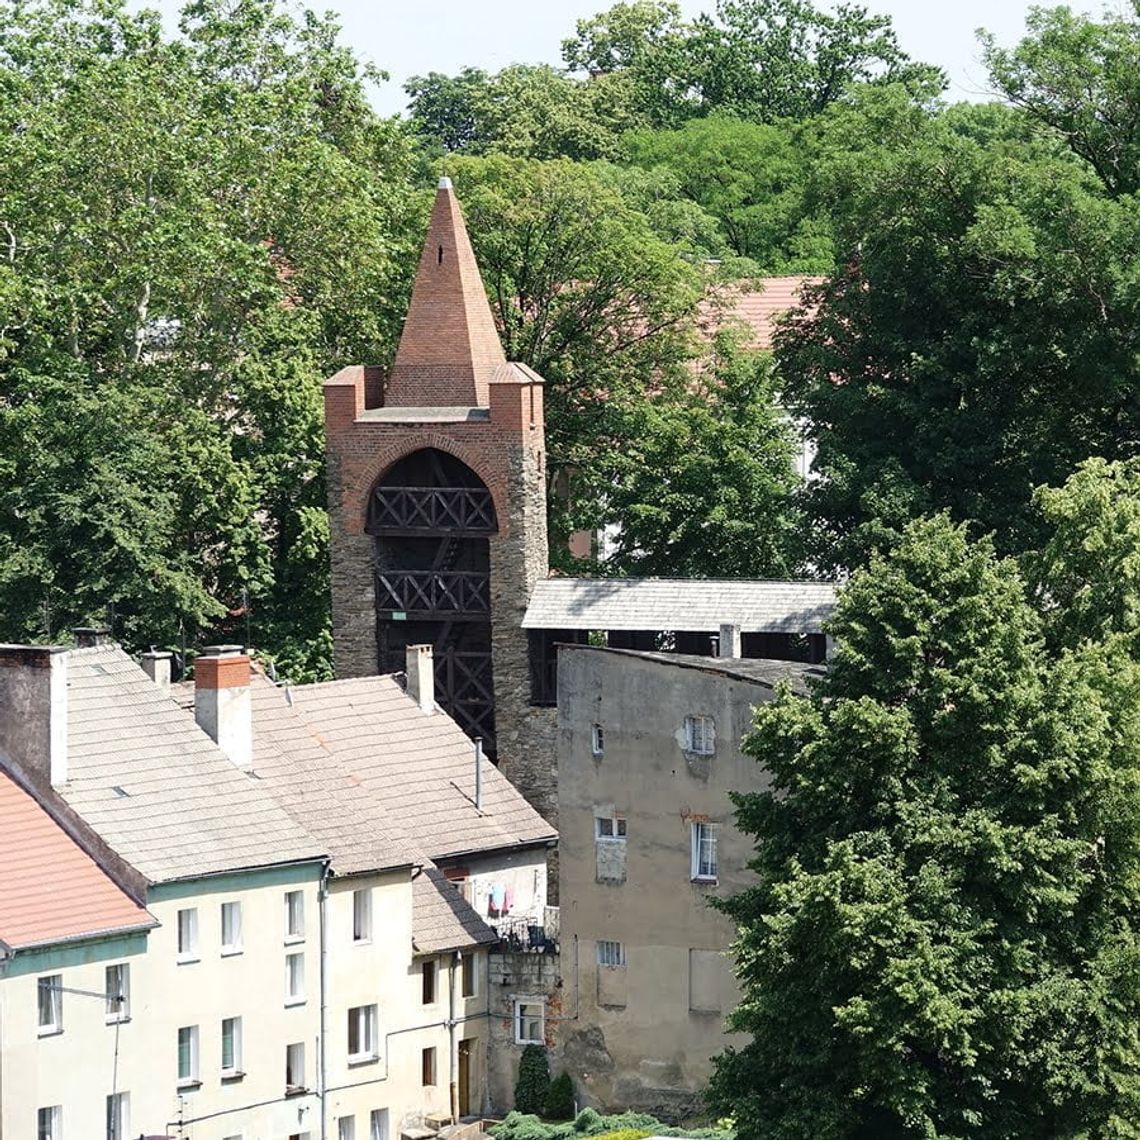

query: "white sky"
xmin=142 ymin=0 xmax=1073 ymax=115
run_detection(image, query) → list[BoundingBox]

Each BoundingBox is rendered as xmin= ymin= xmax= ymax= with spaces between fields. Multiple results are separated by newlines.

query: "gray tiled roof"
xmin=412 ymin=865 xmax=496 ymax=954
xmin=522 ymin=577 xmax=837 ymax=634
xmin=275 ymin=674 xmax=556 ymax=862
xmin=63 ymin=646 xmax=326 ymax=884
xmin=248 ymin=676 xmax=415 ymax=876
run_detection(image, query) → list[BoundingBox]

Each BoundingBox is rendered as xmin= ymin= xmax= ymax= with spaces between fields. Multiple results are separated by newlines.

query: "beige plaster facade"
xmin=554 ymin=647 xmax=816 ymax=1121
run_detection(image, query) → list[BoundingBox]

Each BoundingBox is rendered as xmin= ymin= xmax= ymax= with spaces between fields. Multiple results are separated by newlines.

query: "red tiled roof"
xmin=700 ymin=275 xmax=822 ymax=351
xmin=0 ymin=771 xmax=154 ymax=950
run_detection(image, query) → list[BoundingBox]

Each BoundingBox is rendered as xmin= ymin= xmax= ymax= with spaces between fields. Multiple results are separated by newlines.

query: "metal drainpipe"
xmin=319 ymin=865 xmax=331 ymax=1140
xmin=449 ymin=951 xmax=460 ymax=1123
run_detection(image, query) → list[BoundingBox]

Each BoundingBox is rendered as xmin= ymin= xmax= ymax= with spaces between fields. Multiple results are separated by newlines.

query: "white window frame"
xmin=591 ymin=723 xmax=604 ymax=756
xmin=352 ymin=887 xmax=373 ymax=943
xmin=221 ymin=901 xmax=243 ymax=955
xmin=37 ymin=1105 xmax=62 ymax=1140
xmin=177 ymin=1024 xmax=200 ymax=1087
xmin=221 ymin=1015 xmax=243 ymax=1077
xmin=347 ymin=1004 xmax=378 ymax=1062
xmin=513 ymin=997 xmax=544 ymax=1045
xmin=691 ymin=821 xmax=719 ymax=882
xmin=284 ymin=890 xmax=305 ymax=942
xmin=105 ymin=963 xmax=130 ymax=1022
xmin=286 ymin=1041 xmax=306 ymax=1092
xmin=369 ymin=1108 xmax=389 ymax=1140
xmin=176 ymin=907 xmax=199 ymax=962
xmin=37 ymin=974 xmax=62 ymax=1035
xmin=106 ymin=1092 xmax=129 ymax=1140
xmin=285 ymin=952 xmax=305 ymax=1005
xmin=684 ymin=714 xmax=716 ymax=755
xmin=596 ymin=939 xmax=626 ymax=967
xmin=338 ymin=1118 xmax=356 ymax=1140
xmin=594 ymin=813 xmax=627 ymax=840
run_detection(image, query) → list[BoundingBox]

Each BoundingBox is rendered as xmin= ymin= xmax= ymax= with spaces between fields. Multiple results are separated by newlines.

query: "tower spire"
xmin=385 ymin=177 xmax=507 ymax=408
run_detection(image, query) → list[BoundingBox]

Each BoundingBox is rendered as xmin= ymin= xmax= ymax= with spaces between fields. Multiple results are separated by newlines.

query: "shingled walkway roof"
xmin=412 ymin=865 xmax=497 ymax=954
xmin=63 ymin=645 xmax=325 ymax=884
xmin=523 ymin=578 xmax=837 ymax=635
xmin=0 ymin=769 xmax=155 ymax=951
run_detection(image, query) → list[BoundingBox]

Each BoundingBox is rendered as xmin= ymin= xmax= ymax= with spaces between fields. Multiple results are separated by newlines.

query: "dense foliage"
xmin=515 ymin=1043 xmax=553 ymax=1115
xmin=709 ymin=514 xmax=1140 ymax=1136
xmin=545 ymin=1071 xmax=576 ymax=1121
xmin=491 ymin=1108 xmax=730 ymax=1140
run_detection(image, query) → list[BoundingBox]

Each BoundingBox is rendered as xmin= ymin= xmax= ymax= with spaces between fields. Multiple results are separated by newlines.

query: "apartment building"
xmin=553 ymin=641 xmax=823 ymax=1121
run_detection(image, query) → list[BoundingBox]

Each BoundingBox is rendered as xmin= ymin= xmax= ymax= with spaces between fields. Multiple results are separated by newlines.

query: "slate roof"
xmin=562 ymin=645 xmax=825 ymax=696
xmin=0 ymin=769 xmax=155 ymax=951
xmin=412 ymin=865 xmax=497 ymax=954
xmin=62 ymin=646 xmax=326 ymax=883
xmin=522 ymin=578 xmax=837 ymax=634
xmin=261 ymin=673 xmax=556 ymax=863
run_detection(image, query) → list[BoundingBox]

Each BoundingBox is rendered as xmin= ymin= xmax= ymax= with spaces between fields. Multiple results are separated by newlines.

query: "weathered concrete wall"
xmin=553 ymin=647 xmax=782 ymax=1121
xmin=486 ymin=947 xmax=562 ymax=1114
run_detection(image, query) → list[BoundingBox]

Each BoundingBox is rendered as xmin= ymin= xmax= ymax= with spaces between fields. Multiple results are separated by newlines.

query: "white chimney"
xmin=406 ymin=644 xmax=435 ymax=714
xmin=718 ymin=623 xmax=742 ymax=659
xmin=194 ymin=645 xmax=252 ymax=770
xmin=0 ymin=645 xmax=69 ymax=787
xmin=140 ymin=650 xmax=172 ymax=690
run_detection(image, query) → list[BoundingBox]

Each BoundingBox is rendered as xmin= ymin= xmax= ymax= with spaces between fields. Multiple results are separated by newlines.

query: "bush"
xmin=592 ymin=1131 xmax=651 ymax=1140
xmin=546 ymin=1072 xmax=575 ymax=1120
xmin=515 ymin=1045 xmax=552 ymax=1115
xmin=491 ymin=1108 xmax=733 ymax=1140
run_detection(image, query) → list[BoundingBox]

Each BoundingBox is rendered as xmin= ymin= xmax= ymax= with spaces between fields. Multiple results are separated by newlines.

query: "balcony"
xmin=489 ymin=907 xmax=559 ymax=955
xmin=375 ymin=571 xmax=490 ymax=617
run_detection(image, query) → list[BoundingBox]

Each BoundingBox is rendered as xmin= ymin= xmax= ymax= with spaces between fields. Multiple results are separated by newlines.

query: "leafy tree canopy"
xmin=709 ymin=514 xmax=1140 ymax=1137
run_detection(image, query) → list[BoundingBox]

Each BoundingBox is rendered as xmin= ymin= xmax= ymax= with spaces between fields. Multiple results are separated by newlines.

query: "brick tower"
xmin=323 ymin=178 xmax=551 ymax=811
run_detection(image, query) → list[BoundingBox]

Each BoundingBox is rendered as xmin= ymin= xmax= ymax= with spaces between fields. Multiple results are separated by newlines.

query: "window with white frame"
xmin=285 ymin=952 xmax=305 ymax=1004
xmin=284 ymin=890 xmax=305 ymax=941
xmin=370 ymin=1108 xmax=390 ymax=1140
xmin=37 ymin=974 xmax=62 ymax=1034
xmin=177 ymin=1024 xmax=200 ymax=1086
xmin=596 ymin=940 xmax=626 ymax=967
xmin=285 ymin=1041 xmax=306 ymax=1091
xmin=353 ymin=887 xmax=372 ymax=943
xmin=594 ymin=814 xmax=626 ymax=840
xmin=221 ymin=901 xmax=242 ymax=954
xmin=513 ymin=998 xmax=544 ymax=1045
xmin=37 ymin=1105 xmax=61 ymax=1140
xmin=221 ymin=1016 xmax=243 ymax=1076
xmin=691 ymin=821 xmax=719 ymax=882
xmin=105 ymin=963 xmax=130 ymax=1022
xmin=461 ymin=952 xmax=477 ymax=998
xmin=105 ymin=1092 xmax=129 ymax=1140
xmin=176 ymin=907 xmax=199 ymax=961
xmin=338 ymin=1117 xmax=356 ymax=1140
xmin=591 ymin=723 xmax=604 ymax=756
xmin=347 ymin=1004 xmax=378 ymax=1061
xmin=684 ymin=714 xmax=715 ymax=755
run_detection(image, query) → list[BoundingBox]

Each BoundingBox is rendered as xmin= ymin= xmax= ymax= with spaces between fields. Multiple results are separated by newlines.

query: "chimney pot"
xmin=405 ymin=644 xmax=435 ymax=715
xmin=718 ymin=623 xmax=742 ymax=659
xmin=73 ymin=627 xmax=111 ymax=648
xmin=141 ymin=651 xmax=173 ymax=691
xmin=194 ymin=645 xmax=252 ymax=769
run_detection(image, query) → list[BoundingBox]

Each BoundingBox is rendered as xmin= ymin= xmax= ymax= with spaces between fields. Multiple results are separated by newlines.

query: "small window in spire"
xmin=438 ymin=244 xmax=444 ymax=265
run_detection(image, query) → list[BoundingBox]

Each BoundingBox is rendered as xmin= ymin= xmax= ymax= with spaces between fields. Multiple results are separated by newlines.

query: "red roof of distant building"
xmin=0 ymin=771 xmax=154 ymax=951
xmin=700 ymin=275 xmax=822 ymax=351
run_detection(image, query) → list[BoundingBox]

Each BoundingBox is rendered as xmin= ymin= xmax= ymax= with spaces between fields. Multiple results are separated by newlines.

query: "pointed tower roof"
xmin=385 ymin=177 xmax=507 ymax=409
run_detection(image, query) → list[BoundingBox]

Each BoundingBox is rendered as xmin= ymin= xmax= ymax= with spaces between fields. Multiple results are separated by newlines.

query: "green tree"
xmin=982 ymin=4 xmax=1140 ymax=197
xmin=0 ymin=0 xmax=419 ymax=675
xmin=709 ymin=514 xmax=1140 ymax=1137
xmin=515 ymin=1044 xmax=552 ymax=1115
xmin=777 ymin=105 xmax=1140 ymax=572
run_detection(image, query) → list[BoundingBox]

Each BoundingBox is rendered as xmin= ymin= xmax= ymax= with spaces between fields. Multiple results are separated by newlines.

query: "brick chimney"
xmin=405 ymin=644 xmax=435 ymax=715
xmin=195 ymin=646 xmax=252 ymax=770
xmin=0 ymin=646 xmax=69 ymax=787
